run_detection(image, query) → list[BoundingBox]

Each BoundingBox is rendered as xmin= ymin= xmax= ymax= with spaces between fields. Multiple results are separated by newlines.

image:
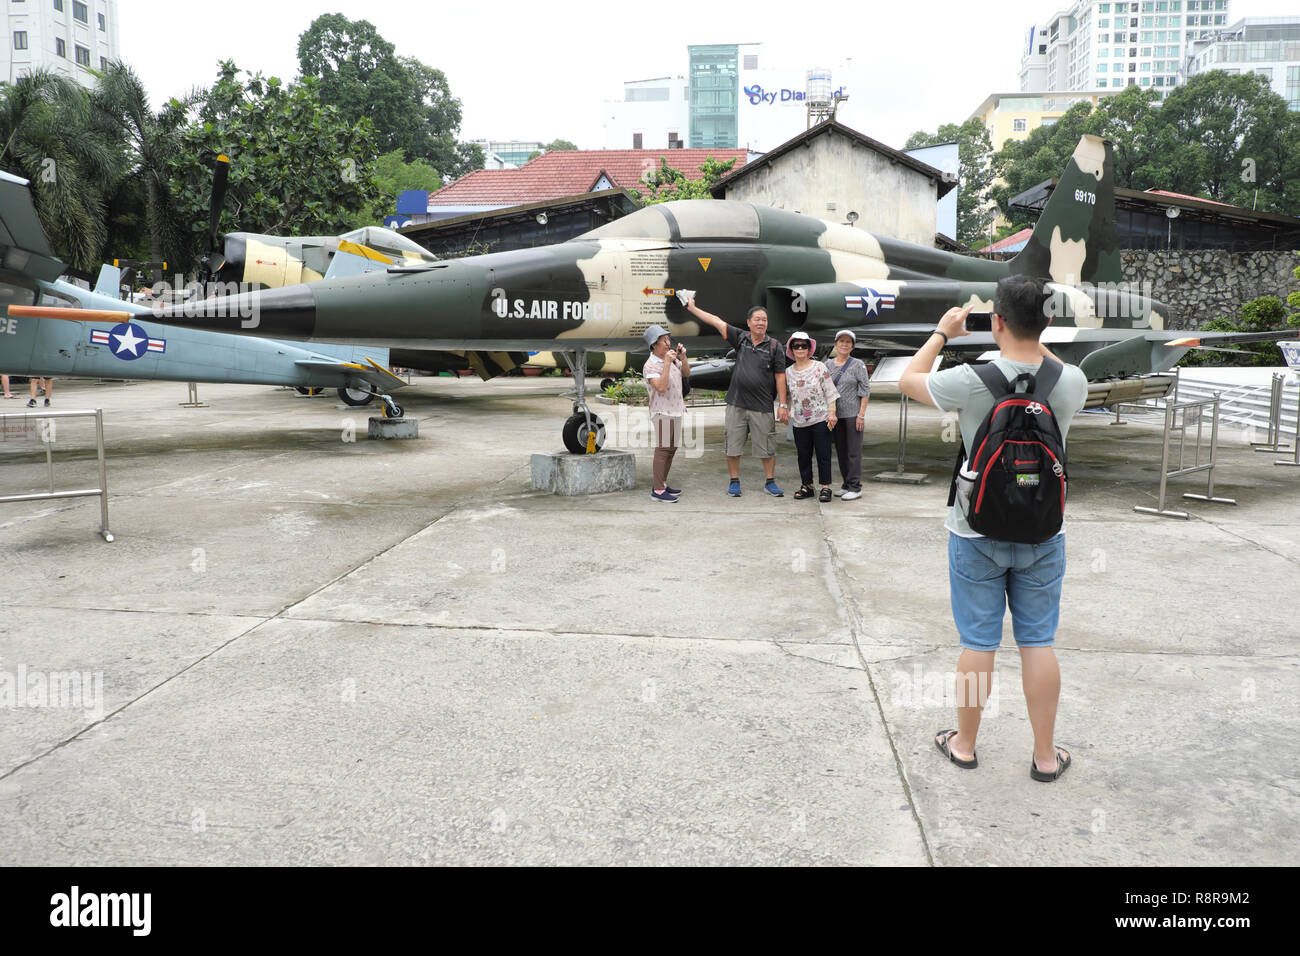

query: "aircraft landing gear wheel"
xmin=338 ymin=386 xmax=374 ymax=406
xmin=295 ymin=386 xmax=324 ymax=396
xmin=600 ymin=377 xmax=616 ymax=392
xmin=562 ymin=412 xmax=605 ymax=454
xmin=383 ymin=400 xmax=404 ymax=418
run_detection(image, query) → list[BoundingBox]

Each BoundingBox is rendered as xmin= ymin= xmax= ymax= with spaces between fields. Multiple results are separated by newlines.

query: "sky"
xmin=119 ymin=0 xmax=1298 ymax=154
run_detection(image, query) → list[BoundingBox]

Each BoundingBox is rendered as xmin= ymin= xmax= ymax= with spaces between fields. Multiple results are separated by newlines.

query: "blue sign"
xmin=396 ymin=190 xmax=429 ymax=215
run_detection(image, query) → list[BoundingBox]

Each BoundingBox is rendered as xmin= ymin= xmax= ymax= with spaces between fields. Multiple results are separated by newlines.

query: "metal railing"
xmin=1134 ymin=394 xmax=1235 ymax=520
xmin=0 ymin=408 xmax=113 ymax=541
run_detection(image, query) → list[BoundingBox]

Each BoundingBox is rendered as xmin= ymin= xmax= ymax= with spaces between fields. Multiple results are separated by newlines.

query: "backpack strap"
xmin=1030 ymin=359 xmax=1062 ymax=399
xmin=972 ymin=362 xmax=1011 ymax=397
xmin=946 ymin=440 xmax=965 ymax=507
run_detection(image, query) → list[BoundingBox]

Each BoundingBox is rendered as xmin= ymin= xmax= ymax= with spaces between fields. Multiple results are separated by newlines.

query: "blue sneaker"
xmin=764 ymin=479 xmax=784 ymax=497
xmin=665 ymin=486 xmax=681 ymax=496
xmin=651 ymin=489 xmax=679 ymax=502
xmin=727 ymin=479 xmax=742 ymax=497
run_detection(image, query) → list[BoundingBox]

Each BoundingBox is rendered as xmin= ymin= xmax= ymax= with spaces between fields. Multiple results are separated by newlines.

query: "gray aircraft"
xmin=0 ymin=169 xmax=409 ymax=415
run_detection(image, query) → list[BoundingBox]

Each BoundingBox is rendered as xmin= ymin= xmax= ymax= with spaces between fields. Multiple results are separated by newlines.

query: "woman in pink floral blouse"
xmin=783 ymin=331 xmax=838 ymax=501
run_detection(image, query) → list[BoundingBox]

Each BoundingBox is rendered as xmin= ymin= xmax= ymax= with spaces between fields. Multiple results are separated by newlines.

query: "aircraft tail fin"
xmin=93 ymin=264 xmax=124 ymax=298
xmin=1008 ymin=134 xmax=1121 ymax=287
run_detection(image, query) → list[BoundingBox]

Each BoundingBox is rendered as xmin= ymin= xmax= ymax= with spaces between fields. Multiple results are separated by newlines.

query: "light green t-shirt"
xmin=926 ymin=358 xmax=1089 ymax=538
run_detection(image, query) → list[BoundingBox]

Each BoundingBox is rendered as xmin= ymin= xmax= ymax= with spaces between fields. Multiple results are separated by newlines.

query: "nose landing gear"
xmin=558 ymin=348 xmax=605 ymax=455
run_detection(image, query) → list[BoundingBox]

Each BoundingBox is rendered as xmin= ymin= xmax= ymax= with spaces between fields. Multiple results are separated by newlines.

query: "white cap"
xmin=834 ymin=329 xmax=856 ymax=343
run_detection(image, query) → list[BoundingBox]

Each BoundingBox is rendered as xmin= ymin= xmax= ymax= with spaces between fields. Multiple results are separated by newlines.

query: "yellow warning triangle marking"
xmin=698 ymin=258 xmax=711 ymax=271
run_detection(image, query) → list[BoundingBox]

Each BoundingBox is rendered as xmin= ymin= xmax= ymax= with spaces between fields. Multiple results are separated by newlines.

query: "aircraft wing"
xmin=0 ymin=170 xmax=65 ymax=283
xmin=292 ymin=355 xmax=409 ymax=391
xmin=1154 ymin=329 xmax=1300 ymax=349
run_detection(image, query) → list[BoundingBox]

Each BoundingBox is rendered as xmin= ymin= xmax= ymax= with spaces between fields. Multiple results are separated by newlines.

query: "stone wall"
xmin=1121 ymin=249 xmax=1299 ymax=328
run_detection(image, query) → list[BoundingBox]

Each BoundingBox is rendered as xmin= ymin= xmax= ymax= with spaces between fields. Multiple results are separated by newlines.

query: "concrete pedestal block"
xmin=531 ymin=449 xmax=636 ymax=495
xmin=368 ymin=417 xmax=419 ymax=439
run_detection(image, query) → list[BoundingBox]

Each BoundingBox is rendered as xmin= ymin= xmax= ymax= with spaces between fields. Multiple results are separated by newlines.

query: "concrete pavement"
xmin=1 ymin=375 xmax=1296 ymax=865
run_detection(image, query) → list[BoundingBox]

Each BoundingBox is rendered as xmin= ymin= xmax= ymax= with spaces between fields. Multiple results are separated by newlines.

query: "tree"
xmin=0 ymin=70 xmax=127 ymax=272
xmin=1081 ymin=85 xmax=1163 ymax=187
xmin=296 ymin=14 xmax=482 ymax=180
xmin=628 ymin=156 xmax=737 ymax=204
xmin=906 ymin=119 xmax=995 ymax=248
xmin=543 ymin=139 xmax=577 ymax=152
xmin=348 ymin=147 xmax=442 ymax=228
xmin=92 ymin=61 xmax=194 ymax=269
xmin=988 ymin=100 xmax=1095 ymax=232
xmin=988 ymin=71 xmax=1300 ymax=220
xmin=165 ymin=62 xmax=379 ymax=267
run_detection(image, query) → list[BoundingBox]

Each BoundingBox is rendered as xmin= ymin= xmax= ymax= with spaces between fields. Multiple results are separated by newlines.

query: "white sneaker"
xmin=841 ymin=490 xmax=862 ymax=500
xmin=833 ymin=489 xmax=847 ymax=497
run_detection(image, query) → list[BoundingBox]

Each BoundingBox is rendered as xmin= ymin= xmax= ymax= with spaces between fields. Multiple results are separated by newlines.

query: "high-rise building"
xmin=1021 ymin=0 xmax=1231 ymax=100
xmin=3 ymin=0 xmax=121 ymax=89
xmin=603 ymin=44 xmax=855 ymax=153
xmin=1184 ymin=17 xmax=1300 ymax=110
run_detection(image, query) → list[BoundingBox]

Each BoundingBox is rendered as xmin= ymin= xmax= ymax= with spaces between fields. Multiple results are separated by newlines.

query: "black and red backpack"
xmin=947 ymin=361 xmax=1068 ymax=544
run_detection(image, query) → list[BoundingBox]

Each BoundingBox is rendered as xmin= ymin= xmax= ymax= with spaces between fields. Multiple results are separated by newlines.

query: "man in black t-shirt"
xmin=684 ymin=297 xmax=789 ymax=497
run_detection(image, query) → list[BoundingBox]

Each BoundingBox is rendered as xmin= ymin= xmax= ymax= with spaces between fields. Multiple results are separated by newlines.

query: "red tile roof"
xmin=429 ymin=149 xmax=750 ymax=206
xmin=979 ymin=227 xmax=1032 ymax=253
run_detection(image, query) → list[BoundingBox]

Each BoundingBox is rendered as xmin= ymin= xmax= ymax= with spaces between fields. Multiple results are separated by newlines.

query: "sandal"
xmin=1030 ymin=746 xmax=1071 ymax=782
xmin=792 ymin=485 xmax=815 ymax=500
xmin=818 ymin=487 xmax=832 ymax=502
xmin=934 ymin=729 xmax=977 ymax=769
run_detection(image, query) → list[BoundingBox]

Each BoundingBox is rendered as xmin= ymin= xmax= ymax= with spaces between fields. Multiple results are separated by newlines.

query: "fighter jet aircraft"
xmin=16 ymin=136 xmax=1291 ymax=452
xmin=0 ymin=169 xmax=409 ymax=414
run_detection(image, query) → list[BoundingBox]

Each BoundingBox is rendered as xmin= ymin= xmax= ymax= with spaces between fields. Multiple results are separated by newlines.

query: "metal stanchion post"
xmin=96 ymin=409 xmax=113 ymax=541
xmin=1276 ymin=377 xmax=1300 ymax=468
xmin=1254 ymin=373 xmax=1288 ymax=453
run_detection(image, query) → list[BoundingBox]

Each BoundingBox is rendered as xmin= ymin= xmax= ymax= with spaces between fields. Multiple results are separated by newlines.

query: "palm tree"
xmin=0 ymin=70 xmax=123 ymax=271
xmin=92 ymin=61 xmax=195 ymax=269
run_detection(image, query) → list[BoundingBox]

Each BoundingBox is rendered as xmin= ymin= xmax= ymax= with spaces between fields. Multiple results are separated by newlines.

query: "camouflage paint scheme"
xmin=28 ymin=136 xmax=1279 ymax=382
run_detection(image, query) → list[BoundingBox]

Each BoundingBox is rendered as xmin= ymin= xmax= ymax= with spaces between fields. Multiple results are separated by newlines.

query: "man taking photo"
xmin=898 ymin=274 xmax=1088 ymax=783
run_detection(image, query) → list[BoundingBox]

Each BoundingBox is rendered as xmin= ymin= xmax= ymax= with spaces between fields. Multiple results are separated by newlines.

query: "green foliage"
xmin=166 ymin=62 xmax=379 ymax=267
xmin=346 ymin=148 xmax=442 ymax=228
xmin=92 ymin=61 xmax=194 ymax=267
xmin=905 ymin=119 xmax=995 ymax=247
xmin=987 ymin=72 xmax=1300 ymax=226
xmin=296 ymin=14 xmax=482 ymax=180
xmin=542 ymin=139 xmax=577 ymax=152
xmin=1182 ymin=294 xmax=1299 ymax=367
xmin=628 ymin=156 xmax=737 ymax=205
xmin=0 ymin=70 xmax=125 ymax=271
xmin=990 ymin=101 xmax=1095 ymax=232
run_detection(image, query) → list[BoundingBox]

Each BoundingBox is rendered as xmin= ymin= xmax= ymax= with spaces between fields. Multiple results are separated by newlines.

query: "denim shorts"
xmin=947 ymin=532 xmax=1066 ymax=651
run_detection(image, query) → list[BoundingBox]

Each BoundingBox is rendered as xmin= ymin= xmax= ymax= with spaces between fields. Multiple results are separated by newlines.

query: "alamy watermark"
xmin=1 ymin=663 xmax=104 ymax=719
xmin=147 ymin=276 xmax=261 ymax=329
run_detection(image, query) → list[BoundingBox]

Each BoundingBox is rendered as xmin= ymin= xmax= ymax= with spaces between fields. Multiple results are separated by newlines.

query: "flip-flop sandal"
xmin=934 ymin=729 xmax=977 ymax=769
xmin=1030 ymin=746 xmax=1071 ymax=782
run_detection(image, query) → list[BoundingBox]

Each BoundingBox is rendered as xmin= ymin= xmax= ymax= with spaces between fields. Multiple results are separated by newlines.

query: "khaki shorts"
xmin=651 ymin=413 xmax=682 ymax=448
xmin=724 ymin=405 xmax=777 ymax=458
